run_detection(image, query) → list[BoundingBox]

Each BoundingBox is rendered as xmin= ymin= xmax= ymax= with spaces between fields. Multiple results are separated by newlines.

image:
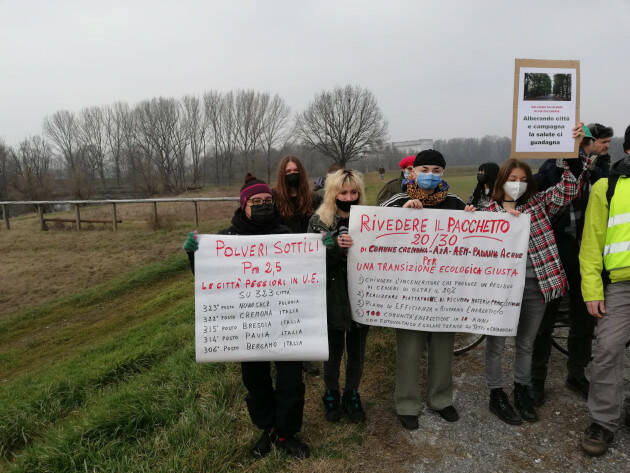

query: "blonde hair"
xmin=316 ymin=169 xmax=366 ymax=227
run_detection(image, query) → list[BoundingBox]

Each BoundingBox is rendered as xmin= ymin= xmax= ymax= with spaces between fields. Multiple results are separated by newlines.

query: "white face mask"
xmin=503 ymin=181 xmax=527 ymax=201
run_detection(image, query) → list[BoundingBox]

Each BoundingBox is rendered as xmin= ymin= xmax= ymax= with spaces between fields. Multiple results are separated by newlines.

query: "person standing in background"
xmin=468 ymin=162 xmax=500 ymax=209
xmin=273 ymin=155 xmax=322 ymax=376
xmin=376 ymin=155 xmax=415 ymax=205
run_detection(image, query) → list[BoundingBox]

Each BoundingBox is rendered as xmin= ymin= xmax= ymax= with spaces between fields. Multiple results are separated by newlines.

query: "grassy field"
xmin=0 ymin=169 xmax=479 ymax=473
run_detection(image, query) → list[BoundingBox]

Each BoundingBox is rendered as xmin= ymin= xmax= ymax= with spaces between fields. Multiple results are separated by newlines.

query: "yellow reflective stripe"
xmin=608 ymin=211 xmax=630 ymax=227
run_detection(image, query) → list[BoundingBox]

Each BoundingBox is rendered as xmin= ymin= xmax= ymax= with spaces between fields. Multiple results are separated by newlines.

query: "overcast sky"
xmin=1 ymin=0 xmax=629 ymax=147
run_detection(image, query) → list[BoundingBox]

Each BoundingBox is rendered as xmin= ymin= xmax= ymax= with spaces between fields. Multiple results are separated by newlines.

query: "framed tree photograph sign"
xmin=511 ymin=59 xmax=580 ymax=159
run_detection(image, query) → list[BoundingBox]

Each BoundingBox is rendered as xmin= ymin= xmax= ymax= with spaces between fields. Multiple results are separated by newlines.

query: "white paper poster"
xmin=195 ymin=233 xmax=328 ymax=362
xmin=347 ymin=206 xmax=530 ymax=336
xmin=512 ymin=59 xmax=580 ymax=158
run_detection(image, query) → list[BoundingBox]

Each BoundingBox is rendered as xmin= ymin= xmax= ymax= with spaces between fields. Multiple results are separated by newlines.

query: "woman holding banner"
xmin=183 ymin=173 xmax=310 ymax=460
xmin=482 ymin=124 xmax=592 ymax=425
xmin=273 ymin=155 xmax=322 ymax=376
xmin=380 ymin=149 xmax=473 ymax=429
xmin=307 ymin=169 xmax=370 ymax=423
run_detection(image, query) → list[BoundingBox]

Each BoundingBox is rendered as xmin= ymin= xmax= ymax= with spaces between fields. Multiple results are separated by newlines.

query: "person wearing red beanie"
xmin=376 ymin=156 xmax=416 ymax=205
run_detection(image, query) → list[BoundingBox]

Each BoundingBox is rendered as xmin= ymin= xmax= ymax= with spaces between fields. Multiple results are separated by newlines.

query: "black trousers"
xmin=531 ymin=231 xmax=596 ymax=383
xmin=324 ymin=324 xmax=369 ymax=392
xmin=240 ymin=361 xmax=304 ymax=437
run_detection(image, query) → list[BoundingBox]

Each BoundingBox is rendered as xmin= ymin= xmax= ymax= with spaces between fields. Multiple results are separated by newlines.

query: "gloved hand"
xmin=320 ymin=231 xmax=335 ymax=248
xmin=565 ymin=157 xmax=584 ymax=178
xmin=183 ymin=231 xmax=199 ymax=252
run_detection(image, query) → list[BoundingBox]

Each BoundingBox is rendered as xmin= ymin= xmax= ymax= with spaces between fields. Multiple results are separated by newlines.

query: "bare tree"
xmin=9 ymin=136 xmax=53 ymax=200
xmin=79 ymin=106 xmax=108 ymax=191
xmin=235 ymin=90 xmax=267 ymax=172
xmin=105 ymin=102 xmax=130 ymax=187
xmin=205 ymin=91 xmax=239 ymax=183
xmin=0 ymin=140 xmax=9 ymax=201
xmin=295 ymin=85 xmax=388 ymax=166
xmin=181 ymin=95 xmax=207 ymax=186
xmin=133 ymin=97 xmax=185 ymax=192
xmin=43 ymin=110 xmax=93 ymax=197
xmin=259 ymin=94 xmax=290 ymax=182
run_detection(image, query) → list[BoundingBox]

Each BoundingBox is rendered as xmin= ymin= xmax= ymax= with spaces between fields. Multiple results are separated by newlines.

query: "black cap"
xmin=624 ymin=125 xmax=630 ymax=152
xmin=414 ymin=149 xmax=446 ymax=168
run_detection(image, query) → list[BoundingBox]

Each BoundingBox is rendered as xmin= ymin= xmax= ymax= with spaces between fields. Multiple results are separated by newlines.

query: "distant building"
xmin=391 ymin=139 xmax=434 ymax=155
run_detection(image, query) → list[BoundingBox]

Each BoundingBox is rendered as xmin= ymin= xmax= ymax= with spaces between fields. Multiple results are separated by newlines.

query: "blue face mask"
xmin=416 ymin=173 xmax=442 ymax=190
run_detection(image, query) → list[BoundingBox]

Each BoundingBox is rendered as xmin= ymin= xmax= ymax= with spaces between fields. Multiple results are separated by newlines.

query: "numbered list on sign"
xmin=194 ymin=233 xmax=328 ymax=362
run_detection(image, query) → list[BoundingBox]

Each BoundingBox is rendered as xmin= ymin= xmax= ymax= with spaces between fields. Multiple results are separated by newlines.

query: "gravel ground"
xmin=405 ymin=339 xmax=630 ymax=473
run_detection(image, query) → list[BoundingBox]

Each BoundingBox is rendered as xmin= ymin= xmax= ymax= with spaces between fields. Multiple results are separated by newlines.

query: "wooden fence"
xmin=0 ymin=197 xmax=239 ymax=231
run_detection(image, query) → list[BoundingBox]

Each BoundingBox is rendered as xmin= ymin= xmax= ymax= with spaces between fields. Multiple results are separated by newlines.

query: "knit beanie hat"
xmin=624 ymin=125 xmax=630 ymax=152
xmin=399 ymin=155 xmax=416 ymax=169
xmin=414 ymin=149 xmax=446 ymax=168
xmin=240 ymin=173 xmax=272 ymax=209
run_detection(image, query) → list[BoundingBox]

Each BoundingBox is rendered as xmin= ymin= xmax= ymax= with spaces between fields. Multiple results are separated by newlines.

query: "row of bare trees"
xmin=1 ymin=85 xmax=389 ymax=200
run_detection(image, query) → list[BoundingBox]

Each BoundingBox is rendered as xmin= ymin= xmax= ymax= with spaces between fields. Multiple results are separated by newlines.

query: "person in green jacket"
xmin=579 ymin=125 xmax=630 ymax=457
xmin=307 ymin=169 xmax=369 ymax=423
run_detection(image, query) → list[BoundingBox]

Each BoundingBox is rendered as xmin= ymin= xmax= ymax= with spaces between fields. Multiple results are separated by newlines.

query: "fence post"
xmin=2 ymin=204 xmax=9 ymax=230
xmin=153 ymin=201 xmax=158 ymax=227
xmin=75 ymin=204 xmax=81 ymax=231
xmin=38 ymin=204 xmax=46 ymax=231
xmin=112 ymin=203 xmax=118 ymax=231
xmin=194 ymin=201 xmax=199 ymax=228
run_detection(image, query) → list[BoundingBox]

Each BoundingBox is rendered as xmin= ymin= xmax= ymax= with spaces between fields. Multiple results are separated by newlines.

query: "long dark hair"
xmin=274 ymin=155 xmax=313 ymax=217
xmin=493 ymin=159 xmax=537 ymax=205
xmin=470 ymin=162 xmax=500 ymax=206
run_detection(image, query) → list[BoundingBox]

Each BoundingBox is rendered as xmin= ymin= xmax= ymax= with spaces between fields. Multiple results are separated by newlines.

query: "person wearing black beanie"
xmin=379 ymin=149 xmax=475 ymax=429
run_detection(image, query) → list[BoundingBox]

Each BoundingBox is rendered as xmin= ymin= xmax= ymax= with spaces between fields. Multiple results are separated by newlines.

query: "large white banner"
xmin=195 ymin=233 xmax=328 ymax=362
xmin=347 ymin=206 xmax=531 ymax=336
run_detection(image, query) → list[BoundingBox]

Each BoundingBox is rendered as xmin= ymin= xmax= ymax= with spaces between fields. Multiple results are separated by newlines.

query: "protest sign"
xmin=195 ymin=233 xmax=328 ymax=362
xmin=347 ymin=206 xmax=530 ymax=336
xmin=511 ymin=58 xmax=580 ymax=159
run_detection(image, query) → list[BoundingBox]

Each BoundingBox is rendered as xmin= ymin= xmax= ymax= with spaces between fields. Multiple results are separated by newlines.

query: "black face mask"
xmin=477 ymin=173 xmax=487 ymax=184
xmin=336 ymin=198 xmax=359 ymax=212
xmin=286 ymin=173 xmax=300 ymax=188
xmin=250 ymin=203 xmax=275 ymax=225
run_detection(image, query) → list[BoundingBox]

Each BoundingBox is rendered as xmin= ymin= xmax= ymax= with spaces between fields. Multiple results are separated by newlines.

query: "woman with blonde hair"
xmin=308 ymin=169 xmax=369 ymax=423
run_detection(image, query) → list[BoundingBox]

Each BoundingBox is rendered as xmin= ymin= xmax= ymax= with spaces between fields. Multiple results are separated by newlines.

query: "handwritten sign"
xmin=511 ymin=58 xmax=580 ymax=159
xmin=347 ymin=206 xmax=530 ymax=336
xmin=195 ymin=233 xmax=328 ymax=362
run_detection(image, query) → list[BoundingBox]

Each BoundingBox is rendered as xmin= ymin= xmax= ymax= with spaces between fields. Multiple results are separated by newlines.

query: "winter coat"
xmin=376 ymin=176 xmax=404 ymax=205
xmin=307 ymin=213 xmax=354 ymax=331
xmin=486 ymin=155 xmax=593 ymax=303
xmin=273 ymin=191 xmax=322 ymax=233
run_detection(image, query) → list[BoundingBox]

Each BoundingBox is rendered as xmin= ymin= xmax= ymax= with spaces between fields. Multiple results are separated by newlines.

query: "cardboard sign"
xmin=347 ymin=206 xmax=530 ymax=336
xmin=511 ymin=58 xmax=580 ymax=159
xmin=194 ymin=233 xmax=328 ymax=362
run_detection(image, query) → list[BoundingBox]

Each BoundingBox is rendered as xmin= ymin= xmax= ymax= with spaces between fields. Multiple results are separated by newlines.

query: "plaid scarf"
xmin=486 ymin=156 xmax=593 ymax=303
xmin=406 ymin=180 xmax=450 ymax=207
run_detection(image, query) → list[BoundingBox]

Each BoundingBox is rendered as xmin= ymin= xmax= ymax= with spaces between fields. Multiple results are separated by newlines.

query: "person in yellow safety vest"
xmin=579 ymin=124 xmax=630 ymax=457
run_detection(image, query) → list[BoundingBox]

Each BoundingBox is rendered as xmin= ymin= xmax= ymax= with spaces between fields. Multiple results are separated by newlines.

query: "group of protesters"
xmin=184 ymin=121 xmax=630 ymax=459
